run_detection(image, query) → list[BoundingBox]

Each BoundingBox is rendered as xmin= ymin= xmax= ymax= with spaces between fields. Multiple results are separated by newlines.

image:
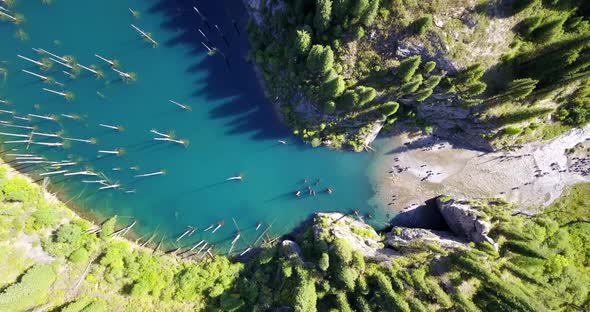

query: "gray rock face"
xmin=435 ymin=196 xmax=497 ymax=248
xmin=281 ymin=240 xmax=303 ymax=262
xmin=385 ymin=227 xmax=466 ymax=250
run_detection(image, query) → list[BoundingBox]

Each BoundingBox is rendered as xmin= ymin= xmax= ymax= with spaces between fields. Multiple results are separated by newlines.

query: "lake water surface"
xmin=0 ymin=0 xmax=390 ymax=252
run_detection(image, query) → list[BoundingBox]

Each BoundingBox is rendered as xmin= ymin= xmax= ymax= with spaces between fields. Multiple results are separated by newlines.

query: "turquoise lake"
xmin=0 ymin=0 xmax=390 ymax=252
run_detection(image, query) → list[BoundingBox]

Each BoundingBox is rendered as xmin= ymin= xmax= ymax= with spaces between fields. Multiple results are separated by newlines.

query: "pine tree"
xmin=323 ymin=74 xmax=346 ymax=98
xmin=332 ymin=0 xmax=350 ymax=22
xmin=531 ymin=17 xmax=566 ymax=43
xmin=380 ymin=101 xmax=400 ymax=116
xmin=412 ymin=15 xmax=432 ymax=36
xmin=362 ymin=0 xmax=380 ymax=27
xmin=307 ymin=45 xmax=334 ymax=75
xmin=423 ymin=61 xmax=436 ymax=73
xmin=456 ymin=63 xmax=485 ymax=85
xmin=396 ymin=55 xmax=421 ymax=82
xmin=356 ymin=86 xmax=377 ymax=107
xmin=294 ymin=29 xmax=312 ymax=56
xmin=314 ymin=0 xmax=333 ymax=34
xmin=415 ymin=88 xmax=434 ymax=102
xmin=464 ymin=81 xmax=487 ymax=96
xmin=512 ymin=0 xmax=537 ymax=14
xmin=351 ymin=0 xmax=370 ymax=20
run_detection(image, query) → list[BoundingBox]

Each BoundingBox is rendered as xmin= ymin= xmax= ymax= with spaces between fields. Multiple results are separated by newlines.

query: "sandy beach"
xmin=370 ymin=125 xmax=590 ymax=215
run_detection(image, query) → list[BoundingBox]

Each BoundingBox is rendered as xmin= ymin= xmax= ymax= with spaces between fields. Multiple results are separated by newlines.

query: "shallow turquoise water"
xmin=0 ymin=0 xmax=388 ymax=252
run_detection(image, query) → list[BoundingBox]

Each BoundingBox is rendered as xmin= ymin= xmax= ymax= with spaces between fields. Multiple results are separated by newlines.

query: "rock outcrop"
xmin=435 ymin=196 xmax=497 ymax=248
xmin=385 ymin=227 xmax=466 ymax=250
xmin=312 ymin=213 xmax=390 ymax=258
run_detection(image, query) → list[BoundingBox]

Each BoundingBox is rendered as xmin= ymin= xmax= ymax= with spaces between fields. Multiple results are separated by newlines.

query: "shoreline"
xmin=370 ymin=124 xmax=590 ymax=216
xmin=0 ymin=157 xmax=149 ymax=250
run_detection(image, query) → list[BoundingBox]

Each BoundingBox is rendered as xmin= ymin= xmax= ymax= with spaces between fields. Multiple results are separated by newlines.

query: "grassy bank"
xmin=0 ymin=159 xmax=589 ymax=311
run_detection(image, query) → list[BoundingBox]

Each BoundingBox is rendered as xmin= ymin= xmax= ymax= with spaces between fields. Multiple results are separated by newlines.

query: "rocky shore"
xmin=371 ymin=124 xmax=590 ymax=215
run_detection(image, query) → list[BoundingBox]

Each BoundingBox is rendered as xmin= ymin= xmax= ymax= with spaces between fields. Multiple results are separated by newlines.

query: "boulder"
xmin=435 ymin=196 xmax=497 ymax=248
xmin=385 ymin=227 xmax=466 ymax=250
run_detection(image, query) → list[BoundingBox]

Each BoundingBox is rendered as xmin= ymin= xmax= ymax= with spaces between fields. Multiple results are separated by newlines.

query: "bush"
xmin=69 ymin=248 xmax=90 ymax=263
xmin=323 ymin=101 xmax=336 ymax=114
xmin=0 ymin=265 xmax=56 ymax=311
xmin=31 ymin=208 xmax=59 ymax=230
xmin=412 ymin=15 xmax=432 ymax=36
xmin=503 ymin=126 xmax=522 ymax=136
xmin=2 ymin=176 xmax=39 ymax=202
xmin=99 ymin=217 xmax=117 ymax=240
xmin=319 ymin=253 xmax=330 ymax=271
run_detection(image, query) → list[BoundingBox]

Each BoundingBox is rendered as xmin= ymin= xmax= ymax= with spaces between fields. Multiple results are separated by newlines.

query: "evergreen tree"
xmin=307 ymin=45 xmax=334 ymax=75
xmin=400 ymin=74 xmax=423 ymax=94
xmin=415 ymin=88 xmax=434 ymax=102
xmin=512 ymin=0 xmax=537 ymax=14
xmin=412 ymin=15 xmax=432 ymax=36
xmin=518 ymin=16 xmax=542 ymax=36
xmin=464 ymin=81 xmax=487 ymax=96
xmin=323 ymin=101 xmax=337 ymax=114
xmin=396 ymin=55 xmax=422 ymax=82
xmin=531 ymin=17 xmax=566 ymax=43
xmin=423 ymin=61 xmax=436 ymax=73
xmin=314 ymin=0 xmax=333 ymax=34
xmin=456 ymin=63 xmax=485 ymax=85
xmin=351 ymin=0 xmax=370 ymax=20
xmin=323 ymin=74 xmax=346 ymax=98
xmin=340 ymin=89 xmax=360 ymax=109
xmin=380 ymin=101 xmax=400 ymax=116
xmin=506 ymin=78 xmax=538 ymax=100
xmin=294 ymin=29 xmax=312 ymax=56
xmin=362 ymin=0 xmax=380 ymax=27
xmin=99 ymin=216 xmax=117 ymax=240
xmin=357 ymin=86 xmax=377 ymax=107
xmin=332 ymin=0 xmax=350 ymax=22
xmin=423 ymin=75 xmax=442 ymax=89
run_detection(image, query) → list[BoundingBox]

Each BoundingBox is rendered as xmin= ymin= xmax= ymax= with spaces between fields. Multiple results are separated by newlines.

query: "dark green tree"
xmin=314 ymin=0 xmax=333 ymax=34
xmin=396 ymin=55 xmax=422 ymax=82
xmin=531 ymin=17 xmax=566 ymax=43
xmin=380 ymin=101 xmax=400 ymax=116
xmin=294 ymin=29 xmax=312 ymax=56
xmin=412 ymin=15 xmax=432 ymax=36
xmin=362 ymin=0 xmax=380 ymax=27
xmin=351 ymin=0 xmax=370 ymax=20
xmin=307 ymin=45 xmax=334 ymax=75
xmin=322 ymin=74 xmax=346 ymax=98
xmin=332 ymin=0 xmax=350 ymax=22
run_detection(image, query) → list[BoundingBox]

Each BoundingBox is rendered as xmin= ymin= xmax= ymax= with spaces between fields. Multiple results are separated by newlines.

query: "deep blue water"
xmin=0 ymin=0 xmax=388 ymax=252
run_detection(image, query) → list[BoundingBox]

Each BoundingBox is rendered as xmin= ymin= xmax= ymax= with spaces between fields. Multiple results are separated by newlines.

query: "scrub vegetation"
xmin=0 ymin=161 xmax=589 ymax=311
